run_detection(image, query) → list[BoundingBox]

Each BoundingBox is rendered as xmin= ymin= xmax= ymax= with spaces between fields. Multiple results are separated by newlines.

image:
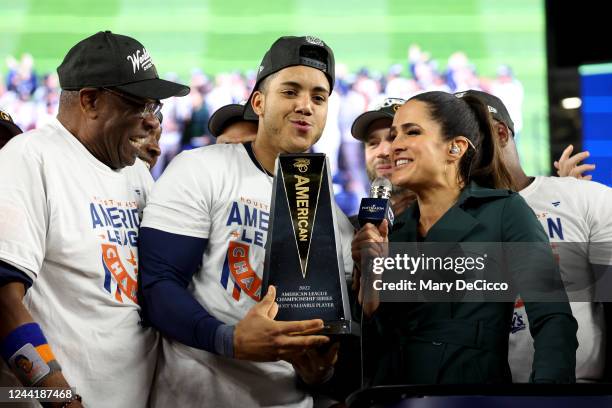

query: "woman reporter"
xmin=352 ymin=91 xmax=577 ymax=385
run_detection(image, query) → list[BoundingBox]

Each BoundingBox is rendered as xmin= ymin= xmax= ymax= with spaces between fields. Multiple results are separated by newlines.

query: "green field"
xmin=0 ymin=0 xmax=549 ymax=174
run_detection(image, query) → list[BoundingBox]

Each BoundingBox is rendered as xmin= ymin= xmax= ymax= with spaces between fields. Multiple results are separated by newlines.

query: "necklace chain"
xmin=253 ymin=152 xmax=273 ymax=183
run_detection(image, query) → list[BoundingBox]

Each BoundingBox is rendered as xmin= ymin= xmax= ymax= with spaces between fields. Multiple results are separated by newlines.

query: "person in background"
xmin=554 ymin=144 xmax=596 ymax=180
xmin=208 ymin=102 xmax=257 ymax=144
xmin=352 ymin=91 xmax=577 ymax=385
xmin=137 ymin=111 xmax=163 ymax=170
xmin=457 ymin=89 xmax=612 ymax=383
xmin=350 ymin=97 xmax=416 ymax=223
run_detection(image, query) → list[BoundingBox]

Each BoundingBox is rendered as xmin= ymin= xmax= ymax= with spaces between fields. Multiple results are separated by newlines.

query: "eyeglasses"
xmin=102 ymin=87 xmax=163 ymax=119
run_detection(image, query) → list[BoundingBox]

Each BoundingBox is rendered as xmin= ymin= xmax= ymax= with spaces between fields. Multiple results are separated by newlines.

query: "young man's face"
xmin=364 ymin=118 xmax=394 ymax=181
xmin=253 ymin=65 xmax=330 ymax=154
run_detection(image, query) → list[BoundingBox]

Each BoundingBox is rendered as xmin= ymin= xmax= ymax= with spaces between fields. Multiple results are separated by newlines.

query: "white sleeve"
xmin=334 ymin=205 xmax=355 ymax=279
xmin=141 ymin=149 xmax=214 ymax=238
xmin=0 ymin=138 xmax=48 ymax=281
xmin=586 ymin=181 xmax=612 ymax=265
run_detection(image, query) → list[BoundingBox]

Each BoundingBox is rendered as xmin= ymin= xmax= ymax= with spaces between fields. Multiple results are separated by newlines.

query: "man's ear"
xmin=251 ymin=90 xmax=265 ymax=117
xmin=495 ymin=121 xmax=510 ymax=147
xmin=79 ymin=88 xmax=100 ymax=119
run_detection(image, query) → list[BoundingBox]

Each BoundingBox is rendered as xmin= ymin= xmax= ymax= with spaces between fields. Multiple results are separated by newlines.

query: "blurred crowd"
xmin=0 ymin=45 xmax=524 ymax=215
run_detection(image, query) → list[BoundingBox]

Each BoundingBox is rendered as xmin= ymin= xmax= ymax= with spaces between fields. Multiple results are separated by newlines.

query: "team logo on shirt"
xmin=89 ymin=197 xmax=141 ymax=304
xmin=224 ymin=242 xmax=262 ymax=301
xmin=511 ymin=297 xmax=527 ymax=334
xmin=221 ymin=198 xmax=269 ymax=302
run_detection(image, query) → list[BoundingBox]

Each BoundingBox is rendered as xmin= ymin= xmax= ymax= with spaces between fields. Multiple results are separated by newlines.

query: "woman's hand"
xmin=351 ymin=220 xmax=388 ymax=316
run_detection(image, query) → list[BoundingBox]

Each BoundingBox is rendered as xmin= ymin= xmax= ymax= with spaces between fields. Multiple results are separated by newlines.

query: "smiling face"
xmin=364 ymin=118 xmax=394 ymax=181
xmin=252 ymin=65 xmax=329 ymax=154
xmin=389 ymin=99 xmax=451 ymax=191
xmin=136 ymin=123 xmax=162 ymax=169
xmin=96 ymin=89 xmax=160 ymax=170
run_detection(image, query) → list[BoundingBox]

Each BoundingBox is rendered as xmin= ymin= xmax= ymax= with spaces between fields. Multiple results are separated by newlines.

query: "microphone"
xmin=358 ymin=177 xmax=394 ymax=228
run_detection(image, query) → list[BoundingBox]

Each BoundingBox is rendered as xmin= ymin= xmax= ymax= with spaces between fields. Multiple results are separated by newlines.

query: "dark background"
xmin=546 ymin=0 xmax=612 ymax=165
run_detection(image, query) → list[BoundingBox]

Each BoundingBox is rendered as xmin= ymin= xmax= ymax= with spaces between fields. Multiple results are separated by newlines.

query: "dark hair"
xmin=410 ymin=91 xmax=515 ymax=190
xmin=258 ymin=71 xmax=279 ymax=94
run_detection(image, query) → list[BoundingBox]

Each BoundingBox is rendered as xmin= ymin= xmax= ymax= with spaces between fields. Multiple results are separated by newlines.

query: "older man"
xmin=0 ymin=31 xmax=189 ymax=407
xmin=137 ymin=111 xmax=163 ymax=170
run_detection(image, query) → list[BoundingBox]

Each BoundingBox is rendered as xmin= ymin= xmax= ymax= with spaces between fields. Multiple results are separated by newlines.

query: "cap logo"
xmin=0 ymin=111 xmax=13 ymax=122
xmin=455 ymin=92 xmax=466 ymax=98
xmin=258 ymin=65 xmax=264 ymax=74
xmin=379 ymin=97 xmax=405 ymax=111
xmin=305 ymin=36 xmax=324 ymax=46
xmin=126 ymin=48 xmax=153 ymax=75
xmin=487 ymin=105 xmax=498 ymax=114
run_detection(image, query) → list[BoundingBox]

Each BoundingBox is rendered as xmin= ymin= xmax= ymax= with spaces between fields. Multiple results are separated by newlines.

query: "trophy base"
xmin=319 ymin=319 xmax=360 ymax=337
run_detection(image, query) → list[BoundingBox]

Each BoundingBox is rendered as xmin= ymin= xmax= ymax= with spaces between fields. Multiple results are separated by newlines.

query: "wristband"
xmin=0 ymin=323 xmax=61 ymax=385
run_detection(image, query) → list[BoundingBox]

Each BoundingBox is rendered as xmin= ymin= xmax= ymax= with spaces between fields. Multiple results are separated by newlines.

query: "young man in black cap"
xmin=139 ymin=35 xmax=354 ymax=407
xmin=350 ymin=97 xmax=415 ymax=221
xmin=458 ymin=90 xmax=612 ymax=383
xmin=0 ymin=31 xmax=189 ymax=407
xmin=209 ymin=102 xmax=258 ymax=144
xmin=0 ymin=109 xmax=23 ymax=149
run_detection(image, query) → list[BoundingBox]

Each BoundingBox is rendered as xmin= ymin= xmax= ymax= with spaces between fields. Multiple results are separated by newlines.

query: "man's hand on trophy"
xmin=285 ymin=341 xmax=340 ymax=385
xmin=233 ymin=285 xmax=330 ymax=362
xmin=351 ymin=221 xmax=388 ymax=317
xmin=553 ymin=144 xmax=595 ymax=180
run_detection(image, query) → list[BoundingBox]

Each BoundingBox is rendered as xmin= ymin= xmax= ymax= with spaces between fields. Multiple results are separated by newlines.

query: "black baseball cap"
xmin=58 ymin=31 xmax=190 ymax=100
xmin=243 ymin=35 xmax=335 ymax=120
xmin=351 ymin=97 xmax=406 ymax=141
xmin=0 ymin=109 xmax=23 ymax=138
xmin=455 ymin=90 xmax=515 ymax=135
xmin=208 ymin=102 xmax=257 ymax=137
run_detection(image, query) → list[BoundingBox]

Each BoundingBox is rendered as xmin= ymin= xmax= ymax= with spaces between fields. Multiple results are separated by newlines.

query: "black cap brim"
xmin=209 ymin=104 xmax=249 ymax=137
xmin=116 ymin=77 xmax=190 ymax=100
xmin=0 ymin=120 xmax=23 ymax=137
xmin=351 ymin=110 xmax=394 ymax=141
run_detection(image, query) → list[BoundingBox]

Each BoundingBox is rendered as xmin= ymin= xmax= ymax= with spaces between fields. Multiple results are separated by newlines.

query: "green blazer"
xmin=365 ymin=182 xmax=578 ymax=385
